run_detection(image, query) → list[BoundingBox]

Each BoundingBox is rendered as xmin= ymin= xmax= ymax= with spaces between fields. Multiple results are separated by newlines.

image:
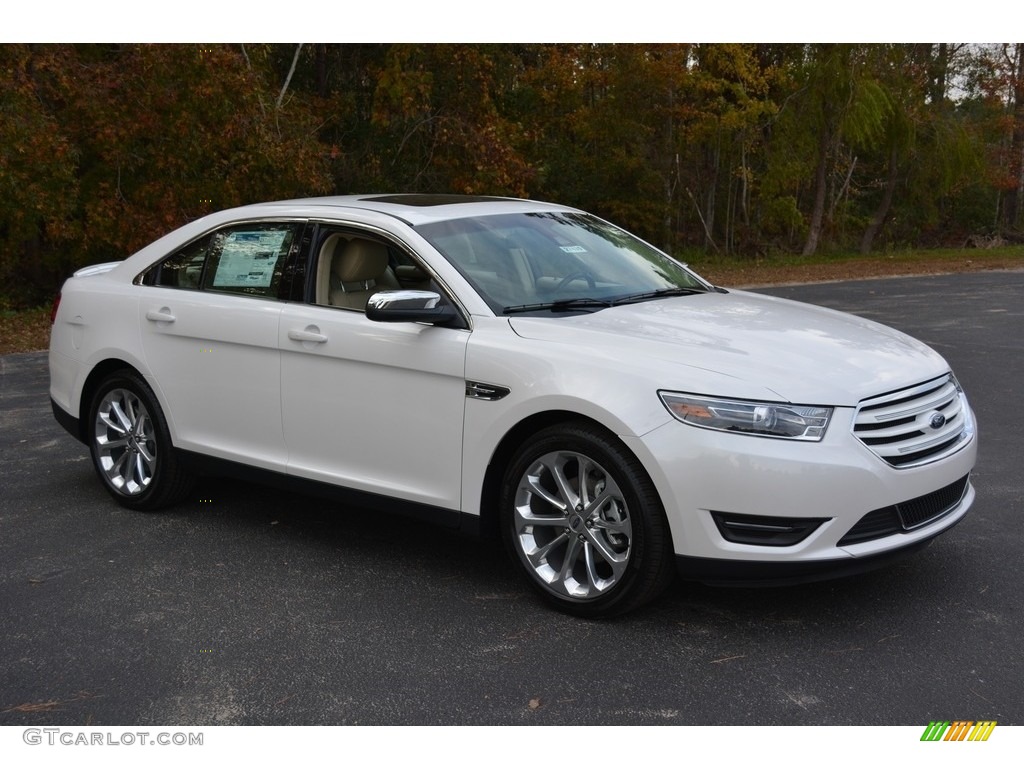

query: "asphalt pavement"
xmin=1 ymin=271 xmax=1021 ymax=726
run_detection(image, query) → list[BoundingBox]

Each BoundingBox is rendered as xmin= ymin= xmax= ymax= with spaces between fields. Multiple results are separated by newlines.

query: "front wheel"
xmin=500 ymin=422 xmax=675 ymax=617
xmin=88 ymin=370 xmax=192 ymax=510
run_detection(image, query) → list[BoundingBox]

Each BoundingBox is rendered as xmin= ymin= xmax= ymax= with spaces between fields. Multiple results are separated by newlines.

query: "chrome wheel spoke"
xmin=136 ymin=440 xmax=155 ymax=466
xmin=110 ymin=447 xmax=130 ymax=475
xmin=582 ymin=542 xmax=604 ymax=590
xmin=525 ymin=472 xmax=567 ymax=512
xmin=576 ymin=456 xmax=594 ymax=507
xmin=584 ymin=526 xmax=629 ymax=570
xmin=584 ymin=487 xmax=615 ymax=517
xmin=515 ymin=506 xmax=569 ymax=528
xmin=133 ymin=453 xmax=148 ymax=485
xmin=526 ymin=531 xmax=568 ymax=568
xmin=557 ymin=535 xmax=582 ymax=585
xmin=110 ymin=400 xmax=133 ymax=433
xmin=98 ymin=435 xmax=130 ymax=450
xmin=593 ymin=515 xmax=630 ymax=535
xmin=98 ymin=410 xmax=128 ymax=437
xmin=550 ymin=458 xmax=579 ymax=509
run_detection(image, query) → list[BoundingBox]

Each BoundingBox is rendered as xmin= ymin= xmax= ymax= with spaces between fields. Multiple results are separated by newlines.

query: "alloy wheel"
xmin=93 ymin=387 xmax=157 ymax=496
xmin=512 ymin=450 xmax=633 ymax=601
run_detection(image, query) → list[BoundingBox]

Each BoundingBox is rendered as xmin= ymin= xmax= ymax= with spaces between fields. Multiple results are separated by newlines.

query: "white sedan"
xmin=49 ymin=195 xmax=977 ymax=616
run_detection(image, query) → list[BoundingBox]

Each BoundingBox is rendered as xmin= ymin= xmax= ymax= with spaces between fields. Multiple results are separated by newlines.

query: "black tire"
xmin=87 ymin=370 xmax=193 ymax=511
xmin=499 ymin=421 xmax=675 ymax=617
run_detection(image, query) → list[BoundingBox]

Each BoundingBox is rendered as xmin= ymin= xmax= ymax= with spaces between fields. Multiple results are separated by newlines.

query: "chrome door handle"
xmin=288 ymin=327 xmax=328 ymax=343
xmin=145 ymin=308 xmax=176 ymax=323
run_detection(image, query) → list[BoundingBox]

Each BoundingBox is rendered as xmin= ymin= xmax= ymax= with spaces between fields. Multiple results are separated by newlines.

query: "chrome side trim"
xmin=465 ymin=381 xmax=510 ymax=401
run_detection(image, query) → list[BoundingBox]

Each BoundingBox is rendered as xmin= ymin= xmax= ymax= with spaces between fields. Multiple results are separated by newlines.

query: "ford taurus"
xmin=49 ymin=194 xmax=977 ymax=616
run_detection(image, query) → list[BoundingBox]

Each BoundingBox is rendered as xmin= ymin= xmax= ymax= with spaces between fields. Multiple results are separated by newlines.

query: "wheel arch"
xmin=78 ymin=359 xmax=150 ymax=442
xmin=477 ymin=409 xmax=656 ymax=540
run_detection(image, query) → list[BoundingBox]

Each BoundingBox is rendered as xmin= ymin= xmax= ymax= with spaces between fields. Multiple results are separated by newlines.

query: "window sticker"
xmin=559 ymin=245 xmax=587 ymax=253
xmin=211 ymin=230 xmax=288 ymax=288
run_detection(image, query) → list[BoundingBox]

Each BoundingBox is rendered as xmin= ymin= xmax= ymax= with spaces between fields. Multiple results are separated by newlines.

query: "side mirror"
xmin=365 ymin=290 xmax=460 ymax=325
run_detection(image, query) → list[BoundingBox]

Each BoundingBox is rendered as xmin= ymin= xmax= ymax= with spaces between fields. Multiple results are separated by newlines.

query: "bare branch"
xmin=686 ymin=187 xmax=720 ymax=253
xmin=240 ymin=44 xmax=267 ymax=118
xmin=277 ymin=44 xmax=304 ymax=111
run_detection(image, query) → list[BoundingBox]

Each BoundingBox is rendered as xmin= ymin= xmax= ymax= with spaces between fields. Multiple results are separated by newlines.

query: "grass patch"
xmin=689 ymin=246 xmax=1024 ymax=287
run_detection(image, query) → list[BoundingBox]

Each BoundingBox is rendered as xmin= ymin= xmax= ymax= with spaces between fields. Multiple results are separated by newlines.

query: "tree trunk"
xmin=315 ymin=44 xmax=328 ymax=98
xmin=802 ymin=125 xmax=831 ymax=256
xmin=703 ymin=142 xmax=719 ymax=250
xmin=1002 ymin=43 xmax=1024 ymax=231
xmin=929 ymin=43 xmax=948 ymax=104
xmin=861 ymin=148 xmax=899 ymax=254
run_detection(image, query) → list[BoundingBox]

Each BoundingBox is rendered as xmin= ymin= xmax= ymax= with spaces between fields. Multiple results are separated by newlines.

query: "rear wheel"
xmin=500 ymin=422 xmax=675 ymax=617
xmin=88 ymin=370 xmax=192 ymax=510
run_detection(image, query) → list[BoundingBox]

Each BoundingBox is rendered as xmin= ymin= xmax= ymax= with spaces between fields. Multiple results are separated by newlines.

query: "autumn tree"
xmin=1 ymin=42 xmax=1021 ymax=308
xmin=64 ymin=44 xmax=332 ymax=259
xmin=0 ymin=46 xmax=79 ymax=306
xmin=368 ymin=44 xmax=533 ymax=195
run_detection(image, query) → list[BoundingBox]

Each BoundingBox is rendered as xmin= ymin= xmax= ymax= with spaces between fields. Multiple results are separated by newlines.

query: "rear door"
xmin=138 ymin=221 xmax=305 ymax=470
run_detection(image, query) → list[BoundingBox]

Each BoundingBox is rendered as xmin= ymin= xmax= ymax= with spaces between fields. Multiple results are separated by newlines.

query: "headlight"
xmin=659 ymin=392 xmax=833 ymax=441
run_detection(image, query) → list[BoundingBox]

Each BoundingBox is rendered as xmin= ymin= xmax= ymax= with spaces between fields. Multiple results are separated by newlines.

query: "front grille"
xmin=838 ymin=474 xmax=970 ymax=546
xmin=837 ymin=508 xmax=901 ymax=545
xmin=853 ymin=374 xmax=972 ymax=468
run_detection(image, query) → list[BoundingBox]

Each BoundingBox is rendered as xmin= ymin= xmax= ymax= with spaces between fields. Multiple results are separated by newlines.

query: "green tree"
xmin=795 ymin=45 xmax=891 ymax=256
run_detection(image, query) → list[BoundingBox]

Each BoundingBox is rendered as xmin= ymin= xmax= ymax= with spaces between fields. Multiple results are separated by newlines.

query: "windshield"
xmin=416 ymin=211 xmax=711 ymax=314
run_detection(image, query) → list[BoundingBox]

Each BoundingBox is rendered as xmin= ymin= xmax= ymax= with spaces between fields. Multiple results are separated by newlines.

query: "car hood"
xmin=507 ymin=290 xmax=949 ymax=405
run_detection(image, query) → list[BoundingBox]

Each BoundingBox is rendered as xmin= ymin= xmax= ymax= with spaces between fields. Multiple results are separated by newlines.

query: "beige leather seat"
xmin=326 ymin=237 xmax=399 ymax=309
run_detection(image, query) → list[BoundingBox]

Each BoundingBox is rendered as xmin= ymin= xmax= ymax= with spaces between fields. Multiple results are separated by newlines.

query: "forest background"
xmin=2 ymin=42 xmax=1023 ymax=315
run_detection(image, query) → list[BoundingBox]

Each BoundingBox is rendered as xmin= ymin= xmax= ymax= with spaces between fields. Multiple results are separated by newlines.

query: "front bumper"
xmin=622 ymin=405 xmax=977 ymax=581
xmin=673 ymin=510 xmax=964 ymax=586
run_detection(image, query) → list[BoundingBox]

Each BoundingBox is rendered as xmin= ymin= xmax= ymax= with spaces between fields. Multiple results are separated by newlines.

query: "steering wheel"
xmin=554 ymin=271 xmax=597 ymax=292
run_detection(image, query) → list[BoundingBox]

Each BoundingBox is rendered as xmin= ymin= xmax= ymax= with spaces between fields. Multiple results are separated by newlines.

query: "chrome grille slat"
xmin=856 ymin=376 xmax=953 ymax=405
xmin=859 ymin=380 xmax=958 ymax=422
xmin=859 ymin=406 xmax=964 ymax=444
xmin=891 ymin=428 xmax=963 ymax=455
xmin=853 ymin=374 xmax=973 ymax=468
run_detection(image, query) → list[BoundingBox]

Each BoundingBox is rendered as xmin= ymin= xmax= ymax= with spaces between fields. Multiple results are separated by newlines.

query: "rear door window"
xmin=201 ymin=224 xmax=298 ymax=297
xmin=144 ymin=222 xmax=303 ymax=299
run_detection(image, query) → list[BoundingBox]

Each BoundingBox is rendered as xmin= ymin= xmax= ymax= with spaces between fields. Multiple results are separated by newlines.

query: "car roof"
xmin=253 ymin=194 xmax=578 ymax=226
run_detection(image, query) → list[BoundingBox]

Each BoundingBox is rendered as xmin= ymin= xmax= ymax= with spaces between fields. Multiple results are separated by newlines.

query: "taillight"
xmin=50 ymin=293 xmax=61 ymax=324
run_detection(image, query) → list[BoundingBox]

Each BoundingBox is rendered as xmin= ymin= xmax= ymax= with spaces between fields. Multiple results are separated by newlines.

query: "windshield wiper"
xmin=503 ymin=297 xmax=615 ymax=315
xmin=610 ymin=287 xmax=707 ymax=305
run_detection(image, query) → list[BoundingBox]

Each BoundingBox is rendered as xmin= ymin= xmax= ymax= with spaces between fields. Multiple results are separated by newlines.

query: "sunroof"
xmin=361 ymin=194 xmax=507 ymax=207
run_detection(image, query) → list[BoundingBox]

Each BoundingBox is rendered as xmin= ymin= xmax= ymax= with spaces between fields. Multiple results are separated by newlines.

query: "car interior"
xmin=314 ymin=232 xmax=436 ymax=309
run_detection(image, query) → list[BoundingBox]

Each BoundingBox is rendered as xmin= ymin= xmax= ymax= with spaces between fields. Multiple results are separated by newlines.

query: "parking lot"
xmin=1 ymin=271 xmax=1021 ymax=726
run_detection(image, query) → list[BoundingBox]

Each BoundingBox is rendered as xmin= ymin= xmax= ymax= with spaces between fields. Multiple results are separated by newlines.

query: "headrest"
xmin=319 ymin=233 xmax=346 ymax=261
xmin=333 ymin=238 xmax=389 ymax=283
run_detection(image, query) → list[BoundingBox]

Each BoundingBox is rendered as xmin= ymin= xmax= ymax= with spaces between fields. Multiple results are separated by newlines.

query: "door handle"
xmin=145 ymin=308 xmax=176 ymax=323
xmin=288 ymin=327 xmax=328 ymax=344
